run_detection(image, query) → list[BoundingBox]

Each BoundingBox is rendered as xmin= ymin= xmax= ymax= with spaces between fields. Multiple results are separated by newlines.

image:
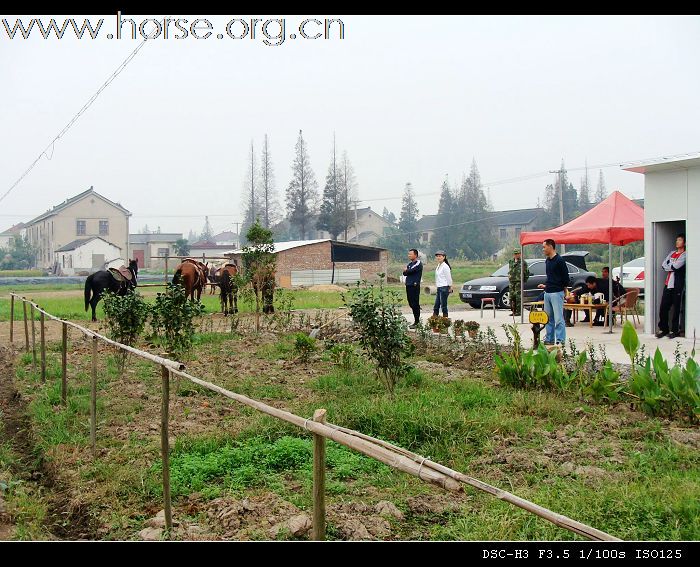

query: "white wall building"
xmin=623 ymin=154 xmax=699 ymax=337
xmin=55 ymin=237 xmax=122 ymax=275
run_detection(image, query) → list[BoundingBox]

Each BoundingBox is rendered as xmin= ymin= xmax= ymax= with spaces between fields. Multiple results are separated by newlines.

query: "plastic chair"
xmin=610 ymin=288 xmax=641 ymax=328
xmin=481 ymin=297 xmax=496 ymax=318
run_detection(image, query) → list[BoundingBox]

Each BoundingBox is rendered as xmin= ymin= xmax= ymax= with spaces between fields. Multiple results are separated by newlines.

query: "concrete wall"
xmin=26 ymin=193 xmax=128 ymax=268
xmin=643 ymin=167 xmax=696 ymax=336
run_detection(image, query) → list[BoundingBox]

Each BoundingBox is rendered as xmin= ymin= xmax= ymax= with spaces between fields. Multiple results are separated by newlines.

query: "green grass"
xmin=0 ymin=270 xmax=46 ymax=277
xmin=7 ymin=328 xmax=698 ymax=540
xmin=150 ymin=435 xmax=390 ymax=502
xmin=0 ymin=288 xmax=347 ymax=322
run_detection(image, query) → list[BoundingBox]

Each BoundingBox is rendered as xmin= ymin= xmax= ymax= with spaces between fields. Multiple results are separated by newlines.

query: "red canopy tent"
xmin=518 ymin=191 xmax=645 ymax=330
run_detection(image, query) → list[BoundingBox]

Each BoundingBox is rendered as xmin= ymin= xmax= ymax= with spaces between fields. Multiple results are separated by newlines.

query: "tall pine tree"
xmin=241 ymin=140 xmax=263 ymax=242
xmin=433 ymin=179 xmax=455 ymax=255
xmin=259 ymin=134 xmax=280 ymax=229
xmin=454 ymin=160 xmax=495 ymax=259
xmin=340 ymin=150 xmax=358 ymax=241
xmin=317 ymin=135 xmax=345 ymax=240
xmin=398 ymin=182 xmax=420 ymax=249
xmin=286 ymin=130 xmax=319 ymax=240
xmin=595 ymin=170 xmax=607 ymax=203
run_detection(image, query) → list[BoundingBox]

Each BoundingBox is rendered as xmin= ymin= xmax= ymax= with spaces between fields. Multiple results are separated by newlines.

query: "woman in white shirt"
xmin=433 ymin=250 xmax=453 ymax=317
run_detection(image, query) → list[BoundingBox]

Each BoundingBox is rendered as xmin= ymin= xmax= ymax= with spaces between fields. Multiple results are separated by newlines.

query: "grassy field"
xmin=3 ymin=322 xmax=698 ymax=540
xmin=0 ymin=270 xmax=46 ymax=277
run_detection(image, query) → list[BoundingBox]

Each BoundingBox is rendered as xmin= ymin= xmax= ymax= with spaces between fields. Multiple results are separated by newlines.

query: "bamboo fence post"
xmin=61 ymin=322 xmax=68 ymax=405
xmin=30 ymin=304 xmax=37 ymax=369
xmin=312 ymin=408 xmax=327 ymax=541
xmin=9 ymin=294 xmax=14 ymax=343
xmin=160 ymin=365 xmax=173 ymax=533
xmin=40 ymin=312 xmax=46 ymax=382
xmin=91 ymin=336 xmax=97 ymax=457
xmin=23 ymin=300 xmax=29 ymax=352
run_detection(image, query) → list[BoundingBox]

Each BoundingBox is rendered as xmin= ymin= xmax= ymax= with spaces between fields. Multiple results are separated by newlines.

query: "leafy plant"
xmin=343 ymin=277 xmax=414 ymax=395
xmin=150 ymin=282 xmax=205 ymax=358
xmin=427 ymin=315 xmax=451 ymax=333
xmin=101 ymin=290 xmax=150 ymax=371
xmin=293 ymin=333 xmax=317 ymax=362
xmin=328 ymin=343 xmax=357 ymax=371
xmin=623 ymin=322 xmax=700 ymax=422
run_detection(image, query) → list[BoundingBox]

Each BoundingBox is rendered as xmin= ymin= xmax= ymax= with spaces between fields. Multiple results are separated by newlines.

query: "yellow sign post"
xmin=529 ymin=311 xmax=549 ymax=325
xmin=529 ymin=309 xmax=549 ymax=347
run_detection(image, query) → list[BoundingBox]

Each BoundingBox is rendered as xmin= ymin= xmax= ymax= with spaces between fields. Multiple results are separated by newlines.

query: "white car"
xmin=612 ymin=257 xmax=645 ymax=296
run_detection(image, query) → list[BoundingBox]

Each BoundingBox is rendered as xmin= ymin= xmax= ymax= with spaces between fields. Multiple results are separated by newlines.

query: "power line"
xmin=383 ymin=210 xmax=520 ymax=238
xmin=0 ymin=27 xmax=158 ymax=205
xmin=356 ymin=151 xmax=698 ymax=204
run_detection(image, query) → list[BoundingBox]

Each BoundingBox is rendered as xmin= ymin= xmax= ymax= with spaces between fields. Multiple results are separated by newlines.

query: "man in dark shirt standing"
xmin=403 ymin=248 xmax=423 ymax=328
xmin=537 ymin=239 xmax=570 ymax=345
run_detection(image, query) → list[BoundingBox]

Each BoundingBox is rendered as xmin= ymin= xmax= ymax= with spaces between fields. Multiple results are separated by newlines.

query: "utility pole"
xmin=233 ymin=222 xmax=241 ymax=247
xmin=549 ymin=168 xmax=566 ymax=254
xmin=354 ymin=199 xmax=358 ymax=242
xmin=250 ymin=140 xmax=255 ymax=223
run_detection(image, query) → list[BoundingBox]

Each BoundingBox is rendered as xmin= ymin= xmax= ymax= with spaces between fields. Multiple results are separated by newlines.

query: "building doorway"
xmin=652 ymin=220 xmax=686 ymax=335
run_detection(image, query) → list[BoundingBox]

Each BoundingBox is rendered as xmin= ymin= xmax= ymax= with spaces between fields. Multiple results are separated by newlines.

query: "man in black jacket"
xmin=403 ymin=248 xmax=423 ymax=328
xmin=537 ymin=239 xmax=570 ymax=345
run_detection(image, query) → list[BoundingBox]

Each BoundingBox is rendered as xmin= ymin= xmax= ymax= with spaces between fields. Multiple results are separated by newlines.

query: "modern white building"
xmin=623 ymin=154 xmax=699 ymax=337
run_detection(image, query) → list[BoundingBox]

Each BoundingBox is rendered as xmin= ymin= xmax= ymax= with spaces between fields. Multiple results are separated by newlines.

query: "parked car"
xmin=611 ymin=257 xmax=645 ymax=296
xmin=459 ymin=251 xmax=597 ymax=309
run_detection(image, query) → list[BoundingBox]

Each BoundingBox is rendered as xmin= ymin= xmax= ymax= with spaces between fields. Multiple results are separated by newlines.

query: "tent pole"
xmin=619 ymin=247 xmax=624 ymax=289
xmin=520 ymin=244 xmax=524 ymax=324
xmin=607 ymin=242 xmax=613 ymax=334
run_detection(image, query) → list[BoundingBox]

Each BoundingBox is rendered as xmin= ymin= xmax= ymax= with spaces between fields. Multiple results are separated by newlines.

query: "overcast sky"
xmin=1 ymin=14 xmax=699 ymax=237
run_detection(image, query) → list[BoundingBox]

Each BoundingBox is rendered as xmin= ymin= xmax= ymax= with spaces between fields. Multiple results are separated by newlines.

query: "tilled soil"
xmin=0 ymin=344 xmax=100 ymax=540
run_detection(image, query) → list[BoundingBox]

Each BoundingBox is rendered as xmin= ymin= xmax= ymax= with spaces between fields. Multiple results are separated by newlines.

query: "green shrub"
xmin=150 ymin=282 xmax=205 ymax=358
xmin=293 ymin=333 xmax=317 ymax=362
xmin=102 ymin=290 xmax=150 ymax=371
xmin=343 ymin=277 xmax=414 ymax=395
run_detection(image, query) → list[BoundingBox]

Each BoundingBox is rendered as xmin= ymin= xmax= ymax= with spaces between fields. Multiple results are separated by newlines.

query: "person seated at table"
xmin=601 ymin=266 xmax=626 ymax=301
xmin=564 ymin=283 xmax=587 ymax=327
xmin=584 ymin=275 xmax=610 ymax=326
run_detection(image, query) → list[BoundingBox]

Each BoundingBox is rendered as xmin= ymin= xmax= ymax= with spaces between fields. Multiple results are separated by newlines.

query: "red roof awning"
xmin=519 ymin=191 xmax=644 ymax=247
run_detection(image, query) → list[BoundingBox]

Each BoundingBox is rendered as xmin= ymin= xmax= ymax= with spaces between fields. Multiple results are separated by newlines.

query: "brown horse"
xmin=173 ymin=258 xmax=207 ymax=301
xmin=218 ymin=264 xmax=239 ymax=315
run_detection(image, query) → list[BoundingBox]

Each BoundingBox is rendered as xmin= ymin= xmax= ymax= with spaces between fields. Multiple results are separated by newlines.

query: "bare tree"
xmin=286 ymin=130 xmax=319 ymax=240
xmin=259 ymin=134 xmax=280 ymax=228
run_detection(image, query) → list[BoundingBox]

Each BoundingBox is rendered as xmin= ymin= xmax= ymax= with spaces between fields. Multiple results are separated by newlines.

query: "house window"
xmin=76 ymin=220 xmax=86 ymax=236
xmin=99 ymin=220 xmax=109 ymax=235
xmin=500 ymin=228 xmax=507 ymax=239
xmin=422 ymin=232 xmax=429 ymax=242
xmin=515 ymin=227 xmax=521 ymax=236
xmin=157 ymin=248 xmax=169 ymax=257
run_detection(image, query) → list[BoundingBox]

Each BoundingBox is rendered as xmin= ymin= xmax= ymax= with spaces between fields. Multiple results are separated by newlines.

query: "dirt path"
xmin=0 ymin=345 xmax=99 ymax=540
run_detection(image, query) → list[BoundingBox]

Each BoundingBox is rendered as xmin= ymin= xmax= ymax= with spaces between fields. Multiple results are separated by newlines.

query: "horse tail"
xmin=173 ymin=268 xmax=183 ymax=286
xmin=84 ymin=273 xmax=94 ymax=311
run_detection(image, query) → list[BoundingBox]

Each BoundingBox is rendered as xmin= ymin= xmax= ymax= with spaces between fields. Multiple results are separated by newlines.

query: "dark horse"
xmin=84 ymin=259 xmax=139 ymax=322
xmin=218 ymin=264 xmax=239 ymax=315
xmin=173 ymin=259 xmax=207 ymax=301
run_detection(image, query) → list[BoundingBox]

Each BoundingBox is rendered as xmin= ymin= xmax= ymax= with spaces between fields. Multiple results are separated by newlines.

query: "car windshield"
xmin=625 ymin=257 xmax=645 ymax=268
xmin=492 ymin=264 xmax=509 ymax=277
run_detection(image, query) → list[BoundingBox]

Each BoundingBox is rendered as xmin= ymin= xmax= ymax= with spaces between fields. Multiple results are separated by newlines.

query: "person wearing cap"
xmin=508 ymin=249 xmax=530 ymax=316
xmin=433 ymin=250 xmax=453 ymax=318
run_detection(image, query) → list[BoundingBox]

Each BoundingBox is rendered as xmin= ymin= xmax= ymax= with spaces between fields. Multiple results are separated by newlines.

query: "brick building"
xmin=226 ymin=239 xmax=388 ymax=288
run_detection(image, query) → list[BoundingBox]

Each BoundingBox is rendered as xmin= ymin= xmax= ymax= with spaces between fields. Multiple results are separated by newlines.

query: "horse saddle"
xmin=109 ymin=266 xmax=133 ymax=283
